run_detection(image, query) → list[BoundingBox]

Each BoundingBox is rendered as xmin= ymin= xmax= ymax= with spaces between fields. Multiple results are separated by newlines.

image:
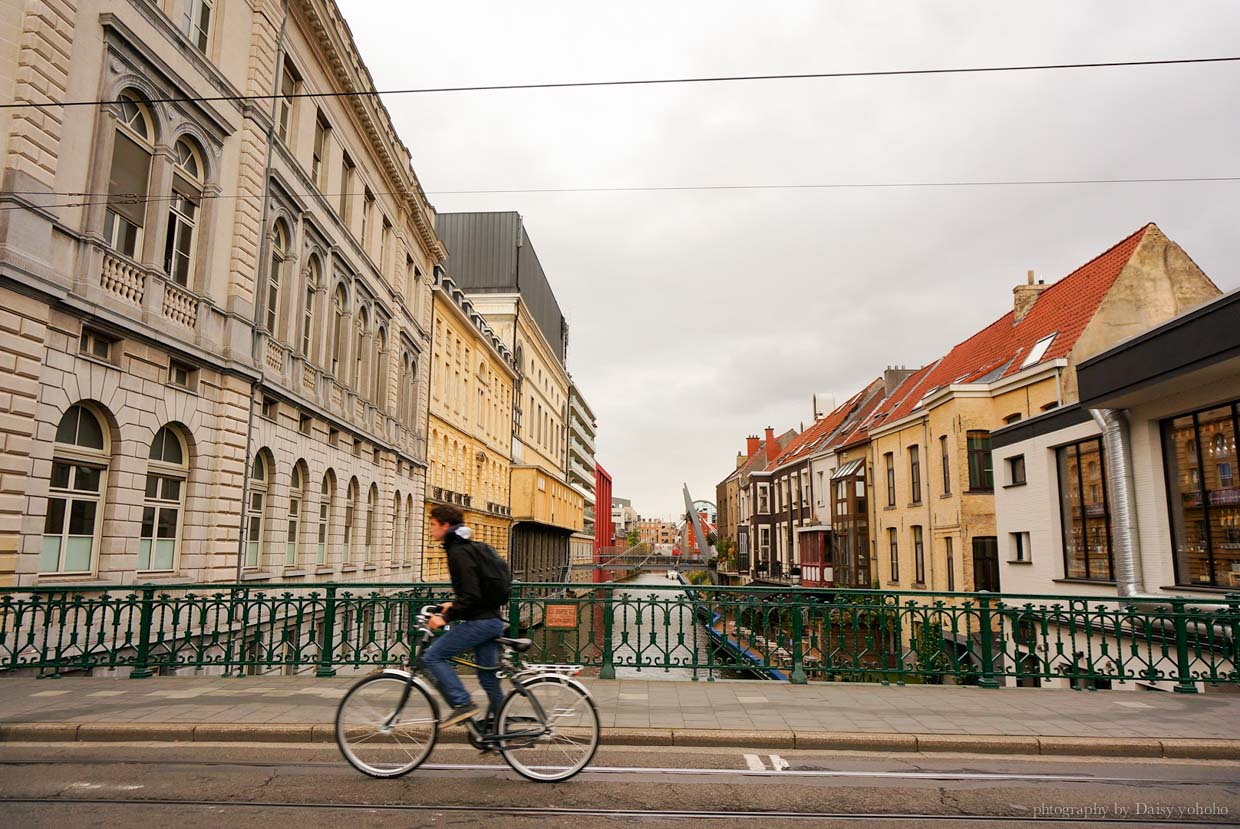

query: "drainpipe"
xmin=1089 ymin=408 xmax=1148 ymax=597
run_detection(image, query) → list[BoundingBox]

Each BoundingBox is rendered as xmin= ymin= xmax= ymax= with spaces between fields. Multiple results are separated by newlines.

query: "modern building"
xmin=435 ymin=212 xmax=581 ymax=583
xmin=594 ymin=464 xmax=614 ymax=557
xmin=423 ymin=270 xmax=517 ymax=579
xmin=611 ymin=497 xmax=638 ymax=543
xmin=635 ymin=518 xmax=678 ymax=549
xmin=866 ymin=225 xmax=1219 ymax=596
xmin=991 ymin=289 xmax=1239 ymax=690
xmin=1 ymin=0 xmax=436 ymax=588
xmin=567 ymin=380 xmax=597 ymax=540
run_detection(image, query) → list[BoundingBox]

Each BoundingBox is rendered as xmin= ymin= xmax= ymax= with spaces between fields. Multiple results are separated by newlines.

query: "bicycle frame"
xmin=385 ymin=609 xmax=585 ymax=747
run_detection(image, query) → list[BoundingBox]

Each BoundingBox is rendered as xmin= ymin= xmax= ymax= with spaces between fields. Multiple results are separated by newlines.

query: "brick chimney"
xmin=1013 ymin=269 xmax=1048 ymax=324
xmin=746 ymin=435 xmax=761 ymax=458
xmin=764 ymin=426 xmax=779 ymax=463
xmin=736 ymin=452 xmax=746 ymax=469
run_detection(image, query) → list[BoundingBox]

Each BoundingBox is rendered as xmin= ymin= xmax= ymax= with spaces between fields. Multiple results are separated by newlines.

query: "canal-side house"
xmin=802 ymin=370 xmax=918 ymax=588
xmin=794 ymin=377 xmax=900 ymax=587
xmin=741 ymin=427 xmax=798 ymax=583
xmin=991 ymin=289 xmax=1239 ymax=692
xmin=867 ymin=224 xmax=1219 ymax=611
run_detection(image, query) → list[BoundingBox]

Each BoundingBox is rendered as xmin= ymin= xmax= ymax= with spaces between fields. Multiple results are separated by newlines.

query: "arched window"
xmin=354 ymin=306 xmax=369 ymax=396
xmin=105 ymin=91 xmax=154 ymax=258
xmin=246 ymin=453 xmax=270 ymax=568
xmin=405 ymin=494 xmax=416 ymax=565
xmin=287 ymin=462 xmax=307 ymax=566
xmin=343 ymin=478 xmax=358 ymax=563
xmin=42 ymin=405 xmax=109 ymax=573
xmin=317 ymin=472 xmax=334 ymax=565
xmin=267 ymin=221 xmax=289 ymax=335
xmin=364 ymin=483 xmax=377 ymax=562
xmin=392 ymin=492 xmax=403 ymax=567
xmin=331 ymin=284 xmax=348 ymax=375
xmin=374 ymin=327 xmax=388 ymax=411
xmin=139 ymin=425 xmax=187 ymax=571
xmin=303 ymin=258 xmax=320 ymax=361
xmin=405 ymin=352 xmax=418 ymax=429
xmin=164 ymin=138 xmax=203 ymax=285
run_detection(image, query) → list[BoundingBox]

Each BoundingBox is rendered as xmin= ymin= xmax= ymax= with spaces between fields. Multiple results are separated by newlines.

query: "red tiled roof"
xmin=866 ymin=224 xmax=1152 ymax=427
xmin=771 ymin=378 xmax=888 ymax=467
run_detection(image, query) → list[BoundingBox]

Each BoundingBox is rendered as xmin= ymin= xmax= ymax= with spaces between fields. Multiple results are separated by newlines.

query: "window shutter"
xmin=108 ymin=132 xmax=151 ymax=227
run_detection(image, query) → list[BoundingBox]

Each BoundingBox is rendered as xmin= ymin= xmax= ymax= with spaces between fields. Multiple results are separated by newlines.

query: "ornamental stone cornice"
xmin=297 ymin=0 xmax=446 ymax=264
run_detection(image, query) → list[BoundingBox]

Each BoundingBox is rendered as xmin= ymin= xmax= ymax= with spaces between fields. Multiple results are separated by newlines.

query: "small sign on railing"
xmin=544 ymin=603 xmax=579 ymax=629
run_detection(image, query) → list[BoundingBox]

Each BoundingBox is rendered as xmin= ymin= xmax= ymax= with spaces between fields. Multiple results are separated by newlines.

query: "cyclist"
xmin=422 ymin=504 xmax=507 ymax=727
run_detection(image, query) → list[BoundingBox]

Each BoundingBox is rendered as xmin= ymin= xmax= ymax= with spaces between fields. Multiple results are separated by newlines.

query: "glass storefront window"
xmin=1056 ymin=438 xmax=1114 ymax=581
xmin=1163 ymin=401 xmax=1240 ymax=587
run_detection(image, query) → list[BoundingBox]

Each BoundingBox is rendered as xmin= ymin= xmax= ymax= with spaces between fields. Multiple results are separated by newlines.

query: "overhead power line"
xmin=3 ymin=56 xmax=1238 ymax=111
xmin=2 ymin=175 xmax=1237 ymax=211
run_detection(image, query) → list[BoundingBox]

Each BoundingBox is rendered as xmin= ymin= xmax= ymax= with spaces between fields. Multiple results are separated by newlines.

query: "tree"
xmin=625 ymin=529 xmax=640 ymax=548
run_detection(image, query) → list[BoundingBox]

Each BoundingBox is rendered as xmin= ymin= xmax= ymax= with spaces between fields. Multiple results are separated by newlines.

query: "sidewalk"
xmin=1 ymin=674 xmax=1238 ymax=759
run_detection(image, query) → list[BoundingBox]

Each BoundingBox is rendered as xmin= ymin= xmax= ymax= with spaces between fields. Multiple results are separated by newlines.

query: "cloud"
xmin=339 ymin=0 xmax=1240 ymax=518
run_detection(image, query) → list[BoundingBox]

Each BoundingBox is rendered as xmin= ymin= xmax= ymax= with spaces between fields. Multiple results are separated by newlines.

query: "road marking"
xmin=29 ymin=690 xmax=70 ymax=697
xmin=736 ymin=696 xmax=767 ymax=703
xmin=769 ymin=754 xmax=789 ymax=772
xmin=88 ymin=691 xmax=127 ymax=698
xmin=1114 ymin=700 xmax=1153 ymax=709
xmin=618 ymin=693 xmax=647 ymax=701
xmin=424 ymin=763 xmax=1189 ymax=784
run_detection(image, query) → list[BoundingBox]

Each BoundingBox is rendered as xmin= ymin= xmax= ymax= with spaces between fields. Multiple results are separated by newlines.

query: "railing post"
xmin=790 ymin=591 xmax=807 ymax=685
xmin=316 ymin=586 xmax=338 ymax=678
xmin=1172 ymin=598 xmax=1199 ymax=694
xmin=977 ymin=594 xmax=999 ymax=689
xmin=129 ymin=586 xmax=156 ymax=679
xmin=508 ymin=587 xmax=521 ymax=638
xmin=600 ymin=586 xmax=616 ymax=680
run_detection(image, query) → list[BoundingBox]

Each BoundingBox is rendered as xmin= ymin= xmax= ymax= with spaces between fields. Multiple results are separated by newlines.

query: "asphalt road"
xmin=2 ymin=742 xmax=1238 ymax=828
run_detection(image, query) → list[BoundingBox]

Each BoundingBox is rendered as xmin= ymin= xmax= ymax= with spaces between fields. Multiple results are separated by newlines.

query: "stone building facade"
xmin=423 ymin=270 xmax=516 ymax=580
xmin=0 ymin=0 xmax=437 ymax=588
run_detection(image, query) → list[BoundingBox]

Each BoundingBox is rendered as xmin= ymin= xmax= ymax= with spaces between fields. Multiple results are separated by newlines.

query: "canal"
xmin=611 ymin=571 xmax=705 ymax=680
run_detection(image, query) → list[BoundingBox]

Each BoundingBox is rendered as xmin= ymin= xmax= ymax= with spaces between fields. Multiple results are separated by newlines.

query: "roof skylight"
xmin=1020 ymin=333 xmax=1057 ymax=369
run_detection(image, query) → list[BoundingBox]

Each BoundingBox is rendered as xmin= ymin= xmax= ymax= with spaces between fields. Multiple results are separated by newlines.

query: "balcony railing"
xmin=2 ymin=583 xmax=1236 ymax=689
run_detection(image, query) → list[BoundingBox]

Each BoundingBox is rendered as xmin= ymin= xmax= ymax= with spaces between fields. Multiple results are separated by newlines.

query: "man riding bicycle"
xmin=422 ymin=504 xmax=508 ymax=727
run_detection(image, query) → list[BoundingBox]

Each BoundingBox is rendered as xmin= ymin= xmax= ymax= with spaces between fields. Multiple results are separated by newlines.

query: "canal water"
xmin=612 ymin=571 xmax=705 ymax=680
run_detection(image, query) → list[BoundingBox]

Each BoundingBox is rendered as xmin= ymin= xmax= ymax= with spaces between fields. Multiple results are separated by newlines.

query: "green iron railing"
xmin=1 ymin=581 xmax=1237 ymax=691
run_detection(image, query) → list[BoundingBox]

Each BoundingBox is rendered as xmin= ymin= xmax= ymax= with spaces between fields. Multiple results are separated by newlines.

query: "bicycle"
xmin=335 ymin=604 xmax=600 ymax=782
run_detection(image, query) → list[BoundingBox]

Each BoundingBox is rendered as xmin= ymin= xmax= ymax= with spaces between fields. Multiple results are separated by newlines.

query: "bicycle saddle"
xmin=495 ymin=636 xmax=534 ymax=653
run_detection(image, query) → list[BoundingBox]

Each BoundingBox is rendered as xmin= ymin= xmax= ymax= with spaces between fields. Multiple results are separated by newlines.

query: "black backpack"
xmin=464 ymin=540 xmax=513 ymax=607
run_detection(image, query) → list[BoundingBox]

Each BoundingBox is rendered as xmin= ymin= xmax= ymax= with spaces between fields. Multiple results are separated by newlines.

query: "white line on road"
xmin=769 ymin=754 xmax=789 ymax=772
xmin=421 ymin=763 xmax=1185 ymax=785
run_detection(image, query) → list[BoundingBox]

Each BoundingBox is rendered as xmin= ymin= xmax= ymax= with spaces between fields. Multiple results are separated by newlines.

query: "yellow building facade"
xmin=423 ymin=273 xmax=517 ymax=580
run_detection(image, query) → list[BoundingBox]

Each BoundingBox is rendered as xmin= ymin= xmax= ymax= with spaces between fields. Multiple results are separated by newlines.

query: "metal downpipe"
xmin=1089 ymin=408 xmax=1148 ymax=598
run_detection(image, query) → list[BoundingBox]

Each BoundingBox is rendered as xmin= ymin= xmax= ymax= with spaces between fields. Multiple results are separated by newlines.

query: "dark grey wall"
xmin=436 ymin=211 xmax=568 ymax=365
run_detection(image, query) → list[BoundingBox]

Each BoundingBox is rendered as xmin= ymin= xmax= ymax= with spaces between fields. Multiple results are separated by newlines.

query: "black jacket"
xmin=443 ymin=531 xmax=502 ymax=623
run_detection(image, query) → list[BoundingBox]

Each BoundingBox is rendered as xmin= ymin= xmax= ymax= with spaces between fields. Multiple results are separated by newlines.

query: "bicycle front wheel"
xmin=336 ymin=672 xmax=439 ymax=777
xmin=497 ymin=676 xmax=600 ymax=782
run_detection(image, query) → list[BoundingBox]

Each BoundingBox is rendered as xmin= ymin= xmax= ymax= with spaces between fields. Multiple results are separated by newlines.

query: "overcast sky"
xmin=338 ymin=0 xmax=1240 ymax=521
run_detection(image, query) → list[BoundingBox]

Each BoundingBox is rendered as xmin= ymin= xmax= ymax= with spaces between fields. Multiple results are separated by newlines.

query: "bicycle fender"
xmin=374 ymin=670 xmax=443 ymax=721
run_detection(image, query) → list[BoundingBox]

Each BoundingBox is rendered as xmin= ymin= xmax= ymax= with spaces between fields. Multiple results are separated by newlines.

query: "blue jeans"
xmin=421 ymin=616 xmax=506 ymax=715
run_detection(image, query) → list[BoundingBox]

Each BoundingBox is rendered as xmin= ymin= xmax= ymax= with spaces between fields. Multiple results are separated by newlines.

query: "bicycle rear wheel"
xmin=336 ymin=672 xmax=439 ymax=777
xmin=496 ymin=676 xmax=599 ymax=782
